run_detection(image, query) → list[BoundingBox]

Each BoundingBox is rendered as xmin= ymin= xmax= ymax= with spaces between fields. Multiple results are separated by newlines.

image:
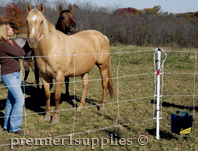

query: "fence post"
xmin=154 ymin=48 xmax=167 ymax=140
xmin=156 ymin=48 xmax=161 ymax=140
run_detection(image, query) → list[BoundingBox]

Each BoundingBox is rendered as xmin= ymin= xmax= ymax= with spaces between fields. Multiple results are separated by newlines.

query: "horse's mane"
xmin=55 ymin=16 xmax=61 ymax=29
xmin=44 ymin=16 xmax=55 ymax=34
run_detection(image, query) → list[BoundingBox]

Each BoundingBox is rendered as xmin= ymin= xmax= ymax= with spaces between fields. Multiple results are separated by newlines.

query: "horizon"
xmin=68 ymin=0 xmax=198 ymax=14
xmin=0 ymin=0 xmax=197 ymax=14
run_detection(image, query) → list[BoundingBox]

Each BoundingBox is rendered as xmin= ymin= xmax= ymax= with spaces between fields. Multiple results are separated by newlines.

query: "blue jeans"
xmin=1 ymin=71 xmax=24 ymax=132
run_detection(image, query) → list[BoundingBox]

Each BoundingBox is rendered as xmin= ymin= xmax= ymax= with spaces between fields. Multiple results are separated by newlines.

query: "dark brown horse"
xmin=56 ymin=4 xmax=77 ymax=34
xmin=12 ymin=37 xmax=39 ymax=87
xmin=55 ymin=4 xmax=77 ymax=96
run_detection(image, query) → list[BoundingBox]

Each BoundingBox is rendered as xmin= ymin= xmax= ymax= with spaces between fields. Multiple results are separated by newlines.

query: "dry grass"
xmin=0 ymin=44 xmax=198 ymax=150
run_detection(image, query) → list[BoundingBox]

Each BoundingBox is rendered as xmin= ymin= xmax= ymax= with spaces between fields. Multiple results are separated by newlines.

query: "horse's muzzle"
xmin=28 ymin=38 xmax=38 ymax=48
xmin=70 ymin=24 xmax=77 ymax=33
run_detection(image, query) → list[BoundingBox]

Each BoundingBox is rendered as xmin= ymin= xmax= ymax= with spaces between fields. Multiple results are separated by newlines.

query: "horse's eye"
xmin=41 ymin=21 xmax=43 ymax=24
xmin=62 ymin=16 xmax=65 ymax=20
xmin=26 ymin=20 xmax=28 ymax=24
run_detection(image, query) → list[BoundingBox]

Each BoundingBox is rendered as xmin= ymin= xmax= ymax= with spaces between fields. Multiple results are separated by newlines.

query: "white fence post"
xmin=154 ymin=48 xmax=167 ymax=140
xmin=156 ymin=49 xmax=161 ymax=139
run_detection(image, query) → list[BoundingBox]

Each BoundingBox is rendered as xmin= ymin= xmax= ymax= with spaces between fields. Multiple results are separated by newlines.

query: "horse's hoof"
xmin=76 ymin=107 xmax=81 ymax=111
xmin=51 ymin=119 xmax=59 ymax=124
xmin=43 ymin=116 xmax=51 ymax=121
xmin=100 ymin=108 xmax=106 ymax=111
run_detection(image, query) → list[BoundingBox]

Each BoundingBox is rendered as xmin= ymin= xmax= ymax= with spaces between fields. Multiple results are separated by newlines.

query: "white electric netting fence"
xmin=0 ymin=49 xmax=197 ymax=147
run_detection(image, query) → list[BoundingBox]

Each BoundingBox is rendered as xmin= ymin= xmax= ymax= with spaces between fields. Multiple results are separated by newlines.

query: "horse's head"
xmin=57 ymin=4 xmax=77 ymax=34
xmin=26 ymin=3 xmax=46 ymax=48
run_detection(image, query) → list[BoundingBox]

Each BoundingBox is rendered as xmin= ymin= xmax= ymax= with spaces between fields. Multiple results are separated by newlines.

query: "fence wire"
xmin=0 ymin=50 xmax=198 ymax=147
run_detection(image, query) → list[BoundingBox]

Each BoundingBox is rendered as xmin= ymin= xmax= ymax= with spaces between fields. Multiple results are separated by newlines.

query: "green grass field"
xmin=0 ymin=44 xmax=198 ymax=150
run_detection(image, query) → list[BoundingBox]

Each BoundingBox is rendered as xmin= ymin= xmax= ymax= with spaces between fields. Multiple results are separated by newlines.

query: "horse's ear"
xmin=68 ymin=4 xmax=72 ymax=13
xmin=39 ymin=3 xmax=44 ymax=13
xmin=59 ymin=4 xmax=63 ymax=14
xmin=26 ymin=3 xmax=31 ymax=13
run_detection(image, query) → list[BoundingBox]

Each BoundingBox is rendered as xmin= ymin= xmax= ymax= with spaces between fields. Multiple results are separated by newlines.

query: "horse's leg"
xmin=28 ymin=60 xmax=36 ymax=84
xmin=51 ymin=75 xmax=64 ymax=124
xmin=99 ymin=66 xmax=109 ymax=111
xmin=76 ymin=73 xmax=89 ymax=111
xmin=40 ymin=75 xmax=51 ymax=121
xmin=23 ymin=69 xmax=30 ymax=85
xmin=21 ymin=59 xmax=29 ymax=86
xmin=28 ymin=60 xmax=35 ymax=72
xmin=64 ymin=77 xmax=70 ymax=97
xmin=50 ymin=78 xmax=53 ymax=90
xmin=33 ymin=48 xmax=40 ymax=89
xmin=34 ymin=58 xmax=40 ymax=89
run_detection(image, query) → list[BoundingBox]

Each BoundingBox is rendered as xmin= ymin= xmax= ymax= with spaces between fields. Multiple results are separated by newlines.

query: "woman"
xmin=0 ymin=21 xmax=26 ymax=135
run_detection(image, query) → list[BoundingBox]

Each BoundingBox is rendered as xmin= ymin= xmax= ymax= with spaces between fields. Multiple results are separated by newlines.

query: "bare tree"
xmin=0 ymin=0 xmax=197 ymax=47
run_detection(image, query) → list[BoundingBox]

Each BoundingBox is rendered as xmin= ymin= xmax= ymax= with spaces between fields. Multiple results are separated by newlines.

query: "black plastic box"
xmin=171 ymin=111 xmax=193 ymax=135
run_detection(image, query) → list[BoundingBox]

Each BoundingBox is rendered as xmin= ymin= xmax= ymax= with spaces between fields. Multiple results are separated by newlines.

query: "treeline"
xmin=0 ymin=1 xmax=197 ymax=48
xmin=72 ymin=3 xmax=198 ymax=48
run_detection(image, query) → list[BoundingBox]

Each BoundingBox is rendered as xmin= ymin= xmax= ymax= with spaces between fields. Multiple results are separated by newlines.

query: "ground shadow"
xmin=0 ymin=98 xmax=6 ymax=128
xmin=0 ymin=99 xmax=6 ymax=111
xmin=0 ymin=81 xmax=108 ymax=126
xmin=151 ymin=100 xmax=198 ymax=112
xmin=23 ymin=84 xmax=101 ymax=116
xmin=146 ymin=128 xmax=178 ymax=140
xmin=103 ymin=129 xmax=123 ymax=140
xmin=22 ymin=85 xmax=46 ymax=115
xmin=0 ymin=112 xmax=5 ymax=128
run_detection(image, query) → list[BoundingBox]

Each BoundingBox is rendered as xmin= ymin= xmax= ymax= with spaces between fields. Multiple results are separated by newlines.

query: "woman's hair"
xmin=0 ymin=21 xmax=9 ymax=42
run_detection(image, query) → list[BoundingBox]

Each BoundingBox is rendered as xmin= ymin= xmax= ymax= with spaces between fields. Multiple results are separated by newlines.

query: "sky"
xmin=67 ymin=0 xmax=198 ymax=14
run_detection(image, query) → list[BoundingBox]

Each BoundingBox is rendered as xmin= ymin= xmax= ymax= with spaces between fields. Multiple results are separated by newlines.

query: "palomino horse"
xmin=22 ymin=4 xmax=76 ymax=91
xmin=26 ymin=3 xmax=114 ymax=124
xmin=0 ymin=5 xmax=76 ymax=88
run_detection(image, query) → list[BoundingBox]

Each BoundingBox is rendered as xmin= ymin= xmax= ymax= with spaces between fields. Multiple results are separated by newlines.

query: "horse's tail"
xmin=108 ymin=59 xmax=114 ymax=98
